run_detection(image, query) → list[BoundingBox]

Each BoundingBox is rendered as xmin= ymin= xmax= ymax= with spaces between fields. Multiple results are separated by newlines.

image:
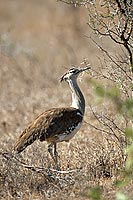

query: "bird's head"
xmin=60 ymin=66 xmax=90 ymax=83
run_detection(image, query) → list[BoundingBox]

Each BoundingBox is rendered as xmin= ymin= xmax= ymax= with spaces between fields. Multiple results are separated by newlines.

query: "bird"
xmin=13 ymin=66 xmax=90 ymax=169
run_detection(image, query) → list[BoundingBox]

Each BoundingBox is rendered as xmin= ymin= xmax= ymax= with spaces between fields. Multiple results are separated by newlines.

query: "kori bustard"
xmin=14 ymin=67 xmax=90 ymax=168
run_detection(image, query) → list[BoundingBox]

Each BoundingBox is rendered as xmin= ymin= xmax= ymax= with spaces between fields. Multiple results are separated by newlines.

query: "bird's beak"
xmin=79 ymin=66 xmax=91 ymax=73
xmin=59 ymin=66 xmax=90 ymax=83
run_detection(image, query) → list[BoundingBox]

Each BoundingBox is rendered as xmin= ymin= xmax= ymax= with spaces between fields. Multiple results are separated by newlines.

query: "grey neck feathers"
xmin=68 ymin=79 xmax=85 ymax=115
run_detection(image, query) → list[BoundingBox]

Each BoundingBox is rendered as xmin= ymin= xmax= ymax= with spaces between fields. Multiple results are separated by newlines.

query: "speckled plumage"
xmin=14 ymin=107 xmax=83 ymax=153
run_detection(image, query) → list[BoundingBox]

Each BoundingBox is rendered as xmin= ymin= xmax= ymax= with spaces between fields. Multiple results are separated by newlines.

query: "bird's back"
xmin=14 ymin=107 xmax=83 ymax=153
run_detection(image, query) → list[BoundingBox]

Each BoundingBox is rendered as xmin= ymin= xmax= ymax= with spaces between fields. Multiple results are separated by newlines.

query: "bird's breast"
xmin=57 ymin=122 xmax=82 ymax=142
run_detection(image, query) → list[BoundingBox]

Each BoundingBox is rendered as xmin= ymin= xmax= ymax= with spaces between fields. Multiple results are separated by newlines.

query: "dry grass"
xmin=0 ymin=135 xmax=128 ymax=200
xmin=0 ymin=0 xmax=132 ymax=199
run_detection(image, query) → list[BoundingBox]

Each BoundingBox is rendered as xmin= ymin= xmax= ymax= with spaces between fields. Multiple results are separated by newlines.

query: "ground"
xmin=0 ymin=0 xmax=132 ymax=199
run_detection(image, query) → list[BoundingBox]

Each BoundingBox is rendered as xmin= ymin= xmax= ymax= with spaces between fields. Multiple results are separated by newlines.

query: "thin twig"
xmin=0 ymin=151 xmax=81 ymax=174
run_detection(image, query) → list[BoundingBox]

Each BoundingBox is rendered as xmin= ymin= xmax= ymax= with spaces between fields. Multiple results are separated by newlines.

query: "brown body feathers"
xmin=14 ymin=107 xmax=83 ymax=153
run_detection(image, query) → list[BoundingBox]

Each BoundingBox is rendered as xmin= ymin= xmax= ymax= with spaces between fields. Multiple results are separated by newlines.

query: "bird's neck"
xmin=68 ymin=79 xmax=85 ymax=115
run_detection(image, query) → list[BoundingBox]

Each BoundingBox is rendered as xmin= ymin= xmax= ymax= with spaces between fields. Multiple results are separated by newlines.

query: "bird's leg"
xmin=48 ymin=143 xmax=55 ymax=163
xmin=48 ymin=143 xmax=60 ymax=170
xmin=53 ymin=143 xmax=59 ymax=170
xmin=67 ymin=141 xmax=71 ymax=169
xmin=54 ymin=143 xmax=60 ymax=170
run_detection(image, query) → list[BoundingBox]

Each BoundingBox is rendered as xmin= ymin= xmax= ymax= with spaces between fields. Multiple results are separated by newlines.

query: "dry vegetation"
xmin=0 ymin=0 xmax=132 ymax=199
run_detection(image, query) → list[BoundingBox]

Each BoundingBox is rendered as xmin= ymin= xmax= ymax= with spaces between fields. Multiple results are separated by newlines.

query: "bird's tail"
xmin=13 ymin=131 xmax=37 ymax=154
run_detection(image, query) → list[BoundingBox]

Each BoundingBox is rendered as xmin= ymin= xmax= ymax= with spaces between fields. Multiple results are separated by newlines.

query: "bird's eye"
xmin=72 ymin=70 xmax=76 ymax=73
xmin=69 ymin=68 xmax=78 ymax=74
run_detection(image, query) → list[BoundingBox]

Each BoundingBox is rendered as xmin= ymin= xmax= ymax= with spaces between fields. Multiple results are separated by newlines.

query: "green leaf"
xmin=125 ymin=128 xmax=133 ymax=139
xmin=131 ymin=63 xmax=133 ymax=73
xmin=116 ymin=192 xmax=129 ymax=200
xmin=125 ymin=144 xmax=133 ymax=172
xmin=114 ymin=180 xmax=124 ymax=187
xmin=106 ymin=87 xmax=120 ymax=98
xmin=95 ymin=85 xmax=105 ymax=97
xmin=124 ymin=99 xmax=133 ymax=111
xmin=89 ymin=186 xmax=102 ymax=200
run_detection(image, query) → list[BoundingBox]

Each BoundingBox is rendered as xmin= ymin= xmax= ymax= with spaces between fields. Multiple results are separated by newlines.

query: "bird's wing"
xmin=14 ymin=107 xmax=83 ymax=153
xmin=38 ymin=107 xmax=83 ymax=142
